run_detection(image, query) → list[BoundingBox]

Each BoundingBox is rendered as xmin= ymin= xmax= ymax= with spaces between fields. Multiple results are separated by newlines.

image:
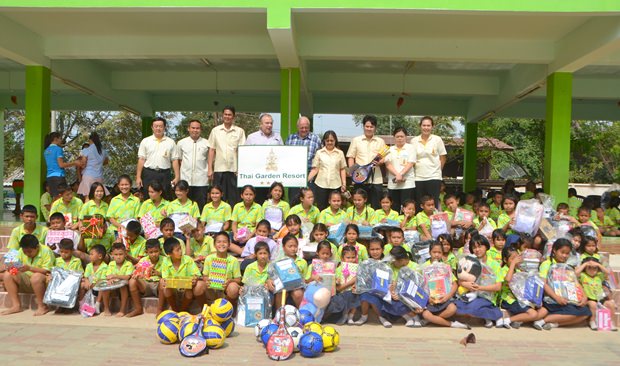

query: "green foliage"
xmin=570 ymin=120 xmax=620 ymax=183
xmin=169 ymin=111 xmax=261 ymax=141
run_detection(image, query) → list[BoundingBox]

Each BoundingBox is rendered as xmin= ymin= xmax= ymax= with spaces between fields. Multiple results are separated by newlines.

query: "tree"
xmin=570 ymin=120 xmax=620 ymax=183
xmin=352 ymin=114 xmax=461 ymax=138
xmin=169 ymin=111 xmax=262 ymax=141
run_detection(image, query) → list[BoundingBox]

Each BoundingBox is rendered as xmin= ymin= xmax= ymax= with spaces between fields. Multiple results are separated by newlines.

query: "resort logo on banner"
xmin=237 ymin=145 xmax=308 ymax=187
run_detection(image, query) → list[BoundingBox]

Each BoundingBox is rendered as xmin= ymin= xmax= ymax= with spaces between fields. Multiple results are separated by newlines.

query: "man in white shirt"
xmin=245 ymin=113 xmax=283 ymax=202
xmin=136 ymin=117 xmax=180 ymax=199
xmin=207 ymin=106 xmax=246 ymax=206
xmin=177 ymin=119 xmax=210 ymax=210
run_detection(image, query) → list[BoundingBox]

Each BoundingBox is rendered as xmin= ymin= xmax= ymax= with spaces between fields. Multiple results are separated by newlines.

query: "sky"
xmin=270 ymin=113 xmax=360 ymax=137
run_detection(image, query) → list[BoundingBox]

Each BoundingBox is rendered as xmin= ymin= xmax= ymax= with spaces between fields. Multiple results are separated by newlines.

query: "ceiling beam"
xmin=0 ymin=14 xmax=49 ymax=66
xmin=150 ymin=93 xmax=280 ymax=113
xmin=498 ymin=98 xmax=620 ymax=121
xmin=313 ymin=94 xmax=468 ymax=116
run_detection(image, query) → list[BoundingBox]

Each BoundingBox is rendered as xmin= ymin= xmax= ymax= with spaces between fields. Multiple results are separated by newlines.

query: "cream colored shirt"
xmin=386 ymin=143 xmax=416 ymax=190
xmin=177 ymin=136 xmax=210 ymax=186
xmin=312 ymin=147 xmax=346 ymax=189
xmin=411 ymin=134 xmax=446 ymax=181
xmin=346 ymin=135 xmax=386 ymax=184
xmin=138 ymin=135 xmax=178 ymax=170
xmin=207 ymin=124 xmax=246 ymax=172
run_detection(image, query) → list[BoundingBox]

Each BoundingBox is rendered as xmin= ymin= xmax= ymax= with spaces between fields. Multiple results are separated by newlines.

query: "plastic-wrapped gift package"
xmin=538 ymin=193 xmax=556 ymax=219
xmin=79 ymin=289 xmax=96 ymax=317
xmin=140 ymin=213 xmax=162 ymax=239
xmin=264 ymin=206 xmax=284 ymax=231
xmin=423 ymin=262 xmax=453 ymax=301
xmin=355 ymin=259 xmax=391 ymax=296
xmin=396 ymin=266 xmax=429 ymax=310
xmin=43 ymin=267 xmax=83 ymax=308
xmin=519 ymin=249 xmax=542 ymax=273
xmin=538 ymin=218 xmax=557 ymax=241
xmin=178 ymin=215 xmax=197 ymax=233
xmin=268 ymin=257 xmax=304 ymax=293
xmin=310 ymin=259 xmax=336 ymax=296
xmin=545 ymin=263 xmax=584 ymax=305
xmin=430 ymin=212 xmax=450 ymax=239
xmin=410 ymin=240 xmax=433 ymax=264
xmin=454 ymin=208 xmax=474 ymax=224
xmin=3 ymin=249 xmax=23 ymax=275
xmin=358 ymin=225 xmax=376 ymax=239
xmin=513 ymin=199 xmax=544 ymax=236
xmin=133 ymin=260 xmax=153 ymax=279
xmin=236 ymin=285 xmax=272 ymax=327
xmin=476 ymin=263 xmax=497 ymax=302
xmin=45 ymin=230 xmax=75 ymax=252
xmin=509 ymin=271 xmax=544 ymax=308
xmin=579 ymin=225 xmax=598 ymax=239
xmin=403 ymin=230 xmax=420 ymax=246
xmin=81 ymin=214 xmax=105 ymax=239
xmin=327 ymin=223 xmax=346 ymax=245
xmin=341 ymin=262 xmax=359 ymax=283
xmin=370 ymin=266 xmax=391 ymax=298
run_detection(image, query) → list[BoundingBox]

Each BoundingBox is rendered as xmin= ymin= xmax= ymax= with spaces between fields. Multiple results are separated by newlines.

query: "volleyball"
xmin=178 ymin=321 xmax=200 ymax=341
xmin=221 ymin=317 xmax=235 ymax=337
xmin=321 ymin=326 xmax=340 ymax=352
xmin=287 ymin=326 xmax=304 ymax=352
xmin=205 ymin=318 xmax=221 ymax=327
xmin=156 ymin=320 xmax=180 ymax=344
xmin=274 ymin=305 xmax=301 ymax=327
xmin=260 ymin=323 xmax=280 ymax=345
xmin=210 ymin=298 xmax=234 ymax=323
xmin=298 ymin=332 xmax=324 ymax=357
xmin=255 ymin=319 xmax=273 ymax=341
xmin=156 ymin=310 xmax=179 ymax=325
xmin=298 ymin=309 xmax=315 ymax=325
xmin=202 ymin=324 xmax=226 ymax=349
xmin=303 ymin=321 xmax=323 ymax=335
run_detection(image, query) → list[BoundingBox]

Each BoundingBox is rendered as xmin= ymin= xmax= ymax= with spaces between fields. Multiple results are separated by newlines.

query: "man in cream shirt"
xmin=136 ymin=117 xmax=180 ymax=198
xmin=207 ymin=106 xmax=246 ymax=206
xmin=346 ymin=115 xmax=386 ymax=209
xmin=177 ymin=119 xmax=210 ymax=210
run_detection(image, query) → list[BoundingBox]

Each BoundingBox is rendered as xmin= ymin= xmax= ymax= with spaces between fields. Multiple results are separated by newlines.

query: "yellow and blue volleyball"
xmin=202 ymin=324 xmax=226 ymax=349
xmin=321 ymin=326 xmax=340 ymax=352
xmin=303 ymin=321 xmax=323 ymax=335
xmin=204 ymin=318 xmax=221 ymax=327
xmin=156 ymin=320 xmax=180 ymax=344
xmin=178 ymin=321 xmax=200 ymax=341
xmin=221 ymin=317 xmax=235 ymax=337
xmin=156 ymin=310 xmax=179 ymax=325
xmin=210 ymin=298 xmax=233 ymax=323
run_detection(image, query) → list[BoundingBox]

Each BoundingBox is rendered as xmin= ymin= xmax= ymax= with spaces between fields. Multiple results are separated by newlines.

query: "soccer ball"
xmin=221 ymin=317 xmax=235 ymax=337
xmin=274 ymin=305 xmax=301 ymax=327
xmin=298 ymin=309 xmax=315 ymax=325
xmin=287 ymin=326 xmax=304 ymax=352
xmin=203 ymin=324 xmax=226 ymax=349
xmin=255 ymin=319 xmax=273 ymax=341
xmin=156 ymin=310 xmax=179 ymax=325
xmin=321 ymin=326 xmax=340 ymax=352
xmin=260 ymin=323 xmax=280 ymax=346
xmin=210 ymin=298 xmax=234 ymax=323
xmin=156 ymin=320 xmax=180 ymax=344
xmin=298 ymin=331 xmax=323 ymax=357
xmin=303 ymin=321 xmax=323 ymax=335
xmin=178 ymin=321 xmax=200 ymax=341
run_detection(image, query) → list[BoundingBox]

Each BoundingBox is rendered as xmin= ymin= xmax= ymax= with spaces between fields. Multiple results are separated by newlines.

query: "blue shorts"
xmin=543 ymin=302 xmax=591 ymax=317
xmin=501 ymin=300 xmax=530 ymax=315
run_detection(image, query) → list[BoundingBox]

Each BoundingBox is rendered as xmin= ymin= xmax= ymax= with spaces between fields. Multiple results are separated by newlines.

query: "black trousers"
xmin=353 ymin=183 xmax=384 ymax=210
xmin=142 ymin=168 xmax=172 ymax=199
xmin=189 ymin=186 xmax=209 ymax=211
xmin=415 ymin=179 xmax=442 ymax=210
xmin=388 ymin=188 xmax=416 ymax=213
xmin=314 ymin=185 xmax=339 ymax=211
xmin=213 ymin=171 xmax=239 ymax=207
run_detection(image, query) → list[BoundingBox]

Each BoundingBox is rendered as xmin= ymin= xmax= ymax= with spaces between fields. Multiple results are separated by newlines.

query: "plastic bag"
xmin=43 ymin=267 xmax=82 ymax=308
xmin=396 ymin=266 xmax=428 ymax=310
xmin=327 ymin=223 xmax=345 ymax=245
xmin=430 ymin=213 xmax=450 ymax=240
xmin=519 ymin=249 xmax=542 ymax=273
xmin=454 ymin=208 xmax=474 ymax=224
xmin=79 ymin=289 xmax=96 ymax=317
xmin=309 ymin=259 xmax=336 ymax=296
xmin=513 ymin=199 xmax=544 ymax=236
xmin=403 ymin=230 xmax=420 ymax=246
xmin=268 ymin=257 xmax=305 ymax=293
xmin=544 ymin=263 xmax=584 ymax=305
xmin=509 ymin=271 xmax=544 ymax=308
xmin=236 ymin=284 xmax=272 ymax=327
xmin=538 ymin=193 xmax=556 ymax=219
xmin=476 ymin=263 xmax=497 ymax=303
xmin=422 ymin=262 xmax=453 ymax=301
xmin=410 ymin=240 xmax=433 ymax=264
xmin=3 ymin=249 xmax=23 ymax=275
xmin=358 ymin=225 xmax=376 ymax=240
xmin=355 ymin=259 xmax=392 ymax=301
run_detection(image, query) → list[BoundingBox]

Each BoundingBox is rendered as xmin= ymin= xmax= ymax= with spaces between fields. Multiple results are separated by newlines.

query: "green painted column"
xmin=280 ymin=68 xmax=300 ymax=137
xmin=0 ymin=110 xmax=5 ymax=217
xmin=141 ymin=116 xmax=153 ymax=139
xmin=24 ymin=66 xmax=51 ymax=216
xmin=543 ymin=72 xmax=572 ymax=204
xmin=463 ymin=122 xmax=478 ymax=193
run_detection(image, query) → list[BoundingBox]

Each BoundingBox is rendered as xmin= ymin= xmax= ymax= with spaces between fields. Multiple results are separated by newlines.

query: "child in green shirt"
xmin=203 ymin=232 xmax=242 ymax=302
xmin=162 ymin=237 xmax=206 ymax=312
xmin=575 ymin=257 xmax=617 ymax=331
xmin=102 ymin=243 xmax=134 ymax=317
xmin=128 ymin=239 xmax=166 ymax=318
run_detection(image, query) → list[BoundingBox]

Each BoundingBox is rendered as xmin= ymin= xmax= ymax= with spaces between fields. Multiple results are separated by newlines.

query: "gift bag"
xmin=538 ymin=193 xmax=556 ymax=219
xmin=430 ymin=212 xmax=450 ymax=240
xmin=422 ymin=262 xmax=453 ymax=301
xmin=403 ymin=230 xmax=420 ymax=246
xmin=44 ymin=268 xmax=82 ymax=308
xmin=82 ymin=214 xmax=105 ymax=239
xmin=513 ymin=199 xmax=544 ymax=236
xmin=268 ymin=257 xmax=304 ymax=293
xmin=597 ymin=304 xmax=613 ymax=331
xmin=478 ymin=220 xmax=495 ymax=238
xmin=236 ymin=284 xmax=272 ymax=327
xmin=79 ymin=289 xmax=96 ymax=317
xmin=545 ymin=263 xmax=584 ymax=305
xmin=140 ymin=213 xmax=162 ymax=239
xmin=396 ymin=266 xmax=429 ymax=310
xmin=310 ymin=259 xmax=336 ymax=296
xmin=327 ymin=223 xmax=346 ymax=245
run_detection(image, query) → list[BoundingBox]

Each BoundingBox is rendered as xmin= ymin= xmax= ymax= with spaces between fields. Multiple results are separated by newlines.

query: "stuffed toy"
xmin=457 ymin=255 xmax=482 ymax=300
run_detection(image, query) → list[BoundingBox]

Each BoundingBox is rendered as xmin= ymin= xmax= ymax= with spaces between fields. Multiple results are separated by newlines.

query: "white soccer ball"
xmin=287 ymin=326 xmax=304 ymax=352
xmin=274 ymin=305 xmax=301 ymax=327
xmin=255 ymin=318 xmax=273 ymax=341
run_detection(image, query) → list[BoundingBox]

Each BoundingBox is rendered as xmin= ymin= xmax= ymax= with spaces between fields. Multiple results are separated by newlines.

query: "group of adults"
xmin=43 ymin=106 xmax=447 ymax=213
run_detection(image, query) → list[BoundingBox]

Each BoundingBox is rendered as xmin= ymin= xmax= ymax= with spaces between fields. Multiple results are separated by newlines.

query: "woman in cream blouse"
xmin=412 ymin=116 xmax=447 ymax=210
xmin=308 ymin=130 xmax=347 ymax=210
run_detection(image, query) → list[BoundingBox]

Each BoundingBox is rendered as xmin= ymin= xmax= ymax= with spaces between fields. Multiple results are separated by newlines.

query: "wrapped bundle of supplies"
xmin=356 ymin=259 xmax=392 ymax=300
xmin=396 ymin=266 xmax=429 ymax=310
xmin=545 ymin=263 xmax=584 ymax=305
xmin=509 ymin=271 xmax=544 ymax=308
xmin=513 ymin=199 xmax=544 ymax=236
xmin=43 ymin=267 xmax=83 ymax=308
xmin=268 ymin=257 xmax=304 ymax=293
xmin=236 ymin=282 xmax=272 ymax=327
xmin=422 ymin=261 xmax=453 ymax=302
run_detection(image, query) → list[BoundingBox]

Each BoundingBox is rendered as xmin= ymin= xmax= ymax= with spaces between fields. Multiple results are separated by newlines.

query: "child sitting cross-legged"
xmin=161 ymin=237 xmax=206 ymax=313
xmin=203 ymin=232 xmax=242 ymax=304
xmin=1 ymin=234 xmax=54 ymax=316
xmin=127 ymin=239 xmax=166 ymax=317
xmin=102 ymin=243 xmax=134 ymax=317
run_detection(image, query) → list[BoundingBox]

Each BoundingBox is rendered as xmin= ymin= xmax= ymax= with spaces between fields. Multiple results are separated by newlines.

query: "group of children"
xmin=1 ymin=177 xmax=618 ymax=333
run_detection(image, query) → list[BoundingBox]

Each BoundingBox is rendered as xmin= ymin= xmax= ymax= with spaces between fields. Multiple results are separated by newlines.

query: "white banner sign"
xmin=238 ymin=145 xmax=308 ymax=187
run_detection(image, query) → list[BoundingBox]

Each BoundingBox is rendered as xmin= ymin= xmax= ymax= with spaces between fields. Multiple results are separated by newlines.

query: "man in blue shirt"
xmin=284 ymin=116 xmax=322 ymax=203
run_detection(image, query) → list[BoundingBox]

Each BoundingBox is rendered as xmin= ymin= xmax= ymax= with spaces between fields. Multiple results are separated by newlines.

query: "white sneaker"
xmin=484 ymin=319 xmax=494 ymax=328
xmin=590 ymin=321 xmax=598 ymax=331
xmin=379 ymin=316 xmax=393 ymax=328
xmin=353 ymin=315 xmax=368 ymax=326
xmin=405 ymin=319 xmax=415 ymax=327
xmin=544 ymin=322 xmax=558 ymax=330
xmin=95 ymin=302 xmax=101 ymax=315
xmin=533 ymin=320 xmax=545 ymax=330
xmin=347 ymin=318 xmax=356 ymax=325
xmin=512 ymin=322 xmax=522 ymax=329
xmin=501 ymin=318 xmax=512 ymax=329
xmin=451 ymin=321 xmax=470 ymax=329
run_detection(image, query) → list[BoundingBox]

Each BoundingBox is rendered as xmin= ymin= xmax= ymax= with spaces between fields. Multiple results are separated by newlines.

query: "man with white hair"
xmin=285 ymin=116 xmax=322 ymax=203
xmin=245 ymin=113 xmax=283 ymax=201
